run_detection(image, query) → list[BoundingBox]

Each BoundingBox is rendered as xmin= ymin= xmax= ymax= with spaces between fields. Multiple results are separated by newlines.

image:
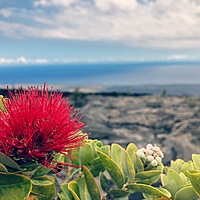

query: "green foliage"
xmin=30 ymin=177 xmax=56 ymax=200
xmin=0 ymin=173 xmax=32 ymax=200
xmin=0 ymin=151 xmax=56 ymax=200
xmin=0 ymin=95 xmax=6 ymax=112
xmin=185 ymin=170 xmax=200 ymax=197
xmin=97 ymin=150 xmax=124 ymax=189
xmin=0 ymin=152 xmax=21 ymax=171
xmin=160 ymin=158 xmax=200 ymax=200
xmin=57 ymin=140 xmax=200 ymax=200
xmin=192 ymin=154 xmax=200 ymax=172
xmin=83 ymin=166 xmax=101 ymax=200
xmin=126 ymin=183 xmax=171 ymax=198
xmin=0 ymin=135 xmax=199 ymax=200
xmin=58 ymin=140 xmax=172 ymax=199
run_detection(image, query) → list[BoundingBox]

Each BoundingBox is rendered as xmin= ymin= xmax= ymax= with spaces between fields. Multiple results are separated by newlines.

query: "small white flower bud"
xmin=136 ymin=150 xmax=145 ymax=159
xmin=151 ymin=159 xmax=158 ymax=167
xmin=160 ymin=152 xmax=164 ymax=158
xmin=155 ymin=156 xmax=162 ymax=164
xmin=138 ymin=144 xmax=164 ymax=167
xmin=153 ymin=146 xmax=160 ymax=152
xmin=147 ymin=155 xmax=154 ymax=162
xmin=141 ymin=148 xmax=146 ymax=153
xmin=146 ymin=149 xmax=153 ymax=155
xmin=136 ymin=149 xmax=142 ymax=154
xmin=146 ymin=144 xmax=153 ymax=149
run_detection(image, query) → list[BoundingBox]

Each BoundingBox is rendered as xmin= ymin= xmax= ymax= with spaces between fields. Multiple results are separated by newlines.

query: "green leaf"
xmin=88 ymin=140 xmax=99 ymax=158
xmin=58 ymin=183 xmax=73 ymax=200
xmin=0 ymin=95 xmax=6 ymax=112
xmin=97 ymin=150 xmax=124 ymax=189
xmin=33 ymin=166 xmax=51 ymax=177
xmin=76 ymin=177 xmax=91 ymax=200
xmin=163 ymin=179 xmax=179 ymax=198
xmin=126 ymin=143 xmax=138 ymax=155
xmin=93 ymin=140 xmax=103 ymax=148
xmin=31 ymin=176 xmax=56 ymax=200
xmin=111 ymin=144 xmax=128 ymax=183
xmin=0 ymin=152 xmax=21 ymax=171
xmin=179 ymin=172 xmax=190 ymax=186
xmin=53 ymin=153 xmax=68 ymax=163
xmin=90 ymin=157 xmax=104 ymax=177
xmin=0 ymin=172 xmax=32 ymax=200
xmin=19 ymin=162 xmax=41 ymax=171
xmin=192 ymin=154 xmax=200 ymax=172
xmin=68 ymin=181 xmax=81 ymax=200
xmin=83 ymin=166 xmax=101 ymax=200
xmin=111 ymin=144 xmax=123 ymax=166
xmin=109 ymin=189 xmax=129 ymax=198
xmin=136 ymin=170 xmax=162 ymax=179
xmin=132 ymin=152 xmax=144 ymax=173
xmin=136 ymin=170 xmax=162 ymax=185
xmin=160 ymin=174 xmax=169 ymax=186
xmin=110 ymin=144 xmax=136 ymax=183
xmin=174 ymin=186 xmax=199 ymax=200
xmin=180 ymin=161 xmax=195 ymax=173
xmin=78 ymin=143 xmax=93 ymax=167
xmin=0 ymin=163 xmax=8 ymax=172
xmin=185 ymin=170 xmax=200 ymax=196
xmin=57 ymin=192 xmax=72 ymax=200
xmin=122 ymin=150 xmax=135 ymax=183
xmin=100 ymin=145 xmax=110 ymax=156
xmin=166 ymin=168 xmax=184 ymax=190
xmin=31 ymin=177 xmax=54 ymax=185
xmin=126 ymin=183 xmax=171 ymax=198
xmin=170 ymin=159 xmax=185 ymax=173
xmin=100 ymin=172 xmax=111 ymax=192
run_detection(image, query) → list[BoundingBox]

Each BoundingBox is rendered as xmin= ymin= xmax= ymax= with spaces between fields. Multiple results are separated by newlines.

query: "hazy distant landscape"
xmin=2 ymin=83 xmax=200 ymax=97
xmin=61 ymin=84 xmax=200 ymax=96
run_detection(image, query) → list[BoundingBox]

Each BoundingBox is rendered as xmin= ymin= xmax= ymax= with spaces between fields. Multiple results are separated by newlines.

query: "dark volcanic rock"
xmin=74 ymin=94 xmax=200 ymax=164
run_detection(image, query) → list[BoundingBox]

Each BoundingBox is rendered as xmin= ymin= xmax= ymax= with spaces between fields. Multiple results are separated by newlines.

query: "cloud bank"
xmin=0 ymin=54 xmax=192 ymax=65
xmin=1 ymin=0 xmax=200 ymax=48
xmin=0 ymin=57 xmax=48 ymax=65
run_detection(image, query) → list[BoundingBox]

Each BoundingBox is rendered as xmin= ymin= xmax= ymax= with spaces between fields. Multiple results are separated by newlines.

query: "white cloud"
xmin=0 ymin=57 xmax=48 ymax=65
xmin=34 ymin=0 xmax=75 ymax=7
xmin=164 ymin=54 xmax=188 ymax=61
xmin=0 ymin=8 xmax=13 ymax=18
xmin=2 ymin=0 xmax=200 ymax=48
xmin=0 ymin=56 xmax=150 ymax=65
xmin=95 ymin=0 xmax=137 ymax=11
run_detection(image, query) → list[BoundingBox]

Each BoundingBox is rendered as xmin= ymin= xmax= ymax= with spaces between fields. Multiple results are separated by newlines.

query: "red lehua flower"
xmin=0 ymin=84 xmax=87 ymax=169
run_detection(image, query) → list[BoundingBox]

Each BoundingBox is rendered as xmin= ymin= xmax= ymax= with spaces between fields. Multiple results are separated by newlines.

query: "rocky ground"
xmin=1 ymin=87 xmax=199 ymax=164
xmin=70 ymin=93 xmax=200 ymax=164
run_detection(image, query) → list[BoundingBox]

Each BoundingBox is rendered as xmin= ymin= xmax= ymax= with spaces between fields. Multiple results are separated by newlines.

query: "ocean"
xmin=1 ymin=61 xmax=200 ymax=95
xmin=0 ymin=62 xmax=155 ymax=85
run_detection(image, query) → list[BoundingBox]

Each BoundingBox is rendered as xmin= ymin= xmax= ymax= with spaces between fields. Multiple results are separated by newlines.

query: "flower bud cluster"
xmin=136 ymin=144 xmax=164 ymax=167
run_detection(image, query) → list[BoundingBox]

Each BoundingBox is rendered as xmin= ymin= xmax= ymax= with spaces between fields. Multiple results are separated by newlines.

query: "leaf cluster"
xmin=58 ymin=140 xmax=171 ymax=200
xmin=0 ymin=139 xmax=199 ymax=200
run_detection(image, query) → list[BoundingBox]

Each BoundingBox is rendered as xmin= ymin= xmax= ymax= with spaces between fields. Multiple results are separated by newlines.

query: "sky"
xmin=0 ymin=0 xmax=200 ymax=65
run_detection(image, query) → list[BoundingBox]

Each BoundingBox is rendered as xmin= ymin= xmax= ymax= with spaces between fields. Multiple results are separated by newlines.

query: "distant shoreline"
xmin=0 ymin=87 xmax=153 ymax=98
xmin=1 ymin=83 xmax=200 ymax=96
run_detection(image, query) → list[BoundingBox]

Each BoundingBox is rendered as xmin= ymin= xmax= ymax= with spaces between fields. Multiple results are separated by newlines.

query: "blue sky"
xmin=0 ymin=0 xmax=200 ymax=65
